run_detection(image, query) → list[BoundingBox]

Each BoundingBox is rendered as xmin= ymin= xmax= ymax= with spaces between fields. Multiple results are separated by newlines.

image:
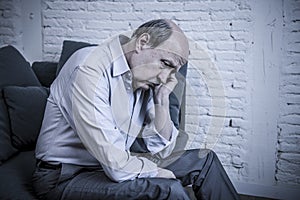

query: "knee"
xmin=208 ymin=149 xmax=217 ymax=158
xmin=166 ymin=179 xmax=190 ymax=199
xmin=168 ymin=179 xmax=184 ymax=191
xmin=209 ymin=149 xmax=221 ymax=161
xmin=204 ymin=149 xmax=223 ymax=169
xmin=197 ymin=149 xmax=216 ymax=159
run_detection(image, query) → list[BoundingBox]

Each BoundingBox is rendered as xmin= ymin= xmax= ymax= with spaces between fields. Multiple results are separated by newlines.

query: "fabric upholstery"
xmin=0 ymin=151 xmax=37 ymax=200
xmin=0 ymin=45 xmax=41 ymax=164
xmin=3 ymin=86 xmax=49 ymax=151
xmin=0 ymin=89 xmax=17 ymax=165
xmin=169 ymin=63 xmax=187 ymax=129
xmin=56 ymin=40 xmax=96 ymax=76
xmin=0 ymin=45 xmax=41 ymax=88
xmin=32 ymin=62 xmax=58 ymax=87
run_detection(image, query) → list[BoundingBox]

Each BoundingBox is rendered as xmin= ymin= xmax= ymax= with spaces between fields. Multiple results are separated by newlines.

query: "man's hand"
xmin=153 ymin=73 xmax=178 ymax=140
xmin=154 ymin=73 xmax=178 ymax=105
xmin=156 ymin=168 xmax=176 ymax=179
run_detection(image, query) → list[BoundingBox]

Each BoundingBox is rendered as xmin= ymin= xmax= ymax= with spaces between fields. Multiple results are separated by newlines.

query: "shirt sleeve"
xmin=141 ymin=94 xmax=179 ymax=158
xmin=67 ymin=62 xmax=158 ymax=182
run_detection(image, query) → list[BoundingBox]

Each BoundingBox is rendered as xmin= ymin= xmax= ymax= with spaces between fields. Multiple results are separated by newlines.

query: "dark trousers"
xmin=32 ymin=149 xmax=240 ymax=200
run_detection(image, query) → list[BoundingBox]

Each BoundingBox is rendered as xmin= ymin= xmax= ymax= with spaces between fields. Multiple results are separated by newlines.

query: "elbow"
xmin=110 ymin=174 xmax=131 ymax=183
xmin=103 ymin=166 xmax=136 ymax=183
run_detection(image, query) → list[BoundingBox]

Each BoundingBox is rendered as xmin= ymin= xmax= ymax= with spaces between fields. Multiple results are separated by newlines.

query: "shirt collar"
xmin=109 ymin=35 xmax=131 ymax=77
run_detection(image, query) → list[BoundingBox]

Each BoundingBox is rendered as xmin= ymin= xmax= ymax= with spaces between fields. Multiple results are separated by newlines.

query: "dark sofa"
xmin=0 ymin=45 xmax=57 ymax=200
xmin=0 ymin=40 xmax=187 ymax=200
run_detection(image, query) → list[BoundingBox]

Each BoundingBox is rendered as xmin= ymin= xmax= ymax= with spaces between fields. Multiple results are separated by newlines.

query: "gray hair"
xmin=131 ymin=19 xmax=173 ymax=48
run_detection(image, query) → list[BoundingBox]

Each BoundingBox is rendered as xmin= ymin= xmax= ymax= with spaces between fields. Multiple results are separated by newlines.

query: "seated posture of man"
xmin=32 ymin=19 xmax=239 ymax=200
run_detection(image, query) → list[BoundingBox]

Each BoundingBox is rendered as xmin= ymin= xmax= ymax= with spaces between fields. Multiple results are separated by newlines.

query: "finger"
xmin=154 ymin=84 xmax=162 ymax=94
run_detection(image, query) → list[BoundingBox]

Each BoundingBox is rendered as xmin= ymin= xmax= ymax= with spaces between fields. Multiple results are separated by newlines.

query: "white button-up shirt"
xmin=35 ymin=36 xmax=178 ymax=182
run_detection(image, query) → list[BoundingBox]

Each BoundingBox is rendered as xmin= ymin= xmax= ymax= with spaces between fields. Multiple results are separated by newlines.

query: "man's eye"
xmin=161 ymin=60 xmax=171 ymax=68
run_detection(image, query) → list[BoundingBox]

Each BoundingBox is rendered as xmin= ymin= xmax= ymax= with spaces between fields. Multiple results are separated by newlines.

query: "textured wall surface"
xmin=277 ymin=0 xmax=300 ymax=185
xmin=0 ymin=0 xmax=299 ymax=198
xmin=0 ymin=0 xmax=22 ymax=49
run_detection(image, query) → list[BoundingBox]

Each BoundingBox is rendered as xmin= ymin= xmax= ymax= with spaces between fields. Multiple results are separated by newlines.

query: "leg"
xmin=60 ymin=171 xmax=190 ymax=200
xmin=32 ymin=163 xmax=191 ymax=200
xmin=160 ymin=149 xmax=240 ymax=200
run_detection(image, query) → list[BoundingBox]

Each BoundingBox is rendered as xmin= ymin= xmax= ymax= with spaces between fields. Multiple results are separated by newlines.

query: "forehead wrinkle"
xmin=172 ymin=54 xmax=186 ymax=68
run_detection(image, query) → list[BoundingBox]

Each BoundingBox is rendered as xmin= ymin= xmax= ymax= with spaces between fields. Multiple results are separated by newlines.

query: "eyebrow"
xmin=164 ymin=59 xmax=179 ymax=70
xmin=164 ymin=54 xmax=186 ymax=71
xmin=174 ymin=55 xmax=186 ymax=68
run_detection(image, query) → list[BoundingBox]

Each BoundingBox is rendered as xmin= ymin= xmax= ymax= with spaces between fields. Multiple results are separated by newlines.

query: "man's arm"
xmin=140 ymin=73 xmax=179 ymax=158
xmin=66 ymin=60 xmax=159 ymax=182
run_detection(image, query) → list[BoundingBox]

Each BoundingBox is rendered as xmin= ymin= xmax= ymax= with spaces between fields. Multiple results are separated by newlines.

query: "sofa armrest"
xmin=32 ymin=62 xmax=58 ymax=87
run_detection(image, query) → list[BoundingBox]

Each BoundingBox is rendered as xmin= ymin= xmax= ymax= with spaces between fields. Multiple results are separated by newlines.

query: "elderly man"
xmin=32 ymin=19 xmax=239 ymax=200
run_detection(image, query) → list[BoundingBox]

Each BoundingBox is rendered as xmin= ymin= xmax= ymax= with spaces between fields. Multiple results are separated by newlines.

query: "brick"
xmin=277 ymin=159 xmax=300 ymax=174
xmin=43 ymin=44 xmax=61 ymax=54
xmin=111 ymin=12 xmax=137 ymax=21
xmin=207 ymin=41 xmax=235 ymax=51
xmin=0 ymin=27 xmax=14 ymax=36
xmin=216 ymin=51 xmax=245 ymax=61
xmin=44 ymin=27 xmax=67 ymax=36
xmin=43 ymin=10 xmax=110 ymax=20
xmin=205 ymin=31 xmax=232 ymax=41
xmin=222 ymin=127 xmax=239 ymax=136
xmin=279 ymin=114 xmax=300 ymax=125
xmin=235 ymin=41 xmax=248 ymax=51
xmin=133 ymin=2 xmax=183 ymax=12
xmin=279 ymin=104 xmax=300 ymax=116
xmin=278 ymin=152 xmax=300 ymax=164
xmin=173 ymin=11 xmax=210 ymax=21
xmin=279 ymin=84 xmax=300 ymax=94
xmin=45 ymin=1 xmax=87 ymax=11
xmin=232 ymin=155 xmax=244 ymax=168
xmin=275 ymin=173 xmax=300 ymax=184
xmin=87 ymin=2 xmax=132 ymax=12
xmin=184 ymin=1 xmax=236 ymax=12
xmin=278 ymin=140 xmax=300 ymax=153
xmin=278 ymin=124 xmax=300 ymax=136
xmin=85 ymin=21 xmax=129 ymax=31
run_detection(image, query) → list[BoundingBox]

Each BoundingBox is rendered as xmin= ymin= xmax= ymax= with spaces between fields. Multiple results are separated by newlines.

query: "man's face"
xmin=130 ymin=48 xmax=182 ymax=90
xmin=129 ymin=31 xmax=188 ymax=91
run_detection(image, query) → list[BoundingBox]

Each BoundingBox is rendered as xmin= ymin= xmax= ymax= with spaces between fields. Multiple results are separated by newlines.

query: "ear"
xmin=136 ymin=33 xmax=151 ymax=52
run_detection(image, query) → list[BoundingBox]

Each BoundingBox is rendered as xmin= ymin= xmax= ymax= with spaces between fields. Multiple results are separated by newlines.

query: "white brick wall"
xmin=277 ymin=0 xmax=300 ymax=185
xmin=0 ymin=0 xmax=22 ymax=49
xmin=1 ymin=0 xmax=300 ymax=198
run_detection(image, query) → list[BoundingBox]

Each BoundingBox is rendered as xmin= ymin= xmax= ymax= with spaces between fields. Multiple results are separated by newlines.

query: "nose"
xmin=158 ymin=69 xmax=173 ymax=84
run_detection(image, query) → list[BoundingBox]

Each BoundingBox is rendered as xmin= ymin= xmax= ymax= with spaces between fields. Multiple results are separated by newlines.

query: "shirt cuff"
xmin=144 ymin=124 xmax=179 ymax=154
xmin=137 ymin=157 xmax=158 ymax=178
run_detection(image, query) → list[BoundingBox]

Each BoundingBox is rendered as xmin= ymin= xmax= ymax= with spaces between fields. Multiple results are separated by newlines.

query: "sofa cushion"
xmin=0 ymin=45 xmax=41 ymax=88
xmin=0 ymin=150 xmax=37 ymax=200
xmin=32 ymin=62 xmax=58 ymax=87
xmin=3 ymin=86 xmax=49 ymax=150
xmin=56 ymin=40 xmax=96 ymax=76
xmin=169 ymin=63 xmax=187 ymax=129
xmin=0 ymin=89 xmax=18 ymax=165
xmin=0 ymin=45 xmax=41 ymax=164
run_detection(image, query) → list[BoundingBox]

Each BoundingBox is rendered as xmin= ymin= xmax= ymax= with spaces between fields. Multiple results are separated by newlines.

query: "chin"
xmin=141 ymin=84 xmax=150 ymax=90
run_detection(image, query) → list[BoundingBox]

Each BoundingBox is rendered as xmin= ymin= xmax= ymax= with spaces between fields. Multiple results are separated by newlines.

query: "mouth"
xmin=149 ymin=81 xmax=160 ymax=86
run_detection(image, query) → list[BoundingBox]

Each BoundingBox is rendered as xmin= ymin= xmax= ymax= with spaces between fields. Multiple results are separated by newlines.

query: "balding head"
xmin=131 ymin=19 xmax=189 ymax=63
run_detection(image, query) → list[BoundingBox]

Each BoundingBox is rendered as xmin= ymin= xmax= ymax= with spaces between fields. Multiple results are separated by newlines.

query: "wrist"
xmin=154 ymin=94 xmax=170 ymax=106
